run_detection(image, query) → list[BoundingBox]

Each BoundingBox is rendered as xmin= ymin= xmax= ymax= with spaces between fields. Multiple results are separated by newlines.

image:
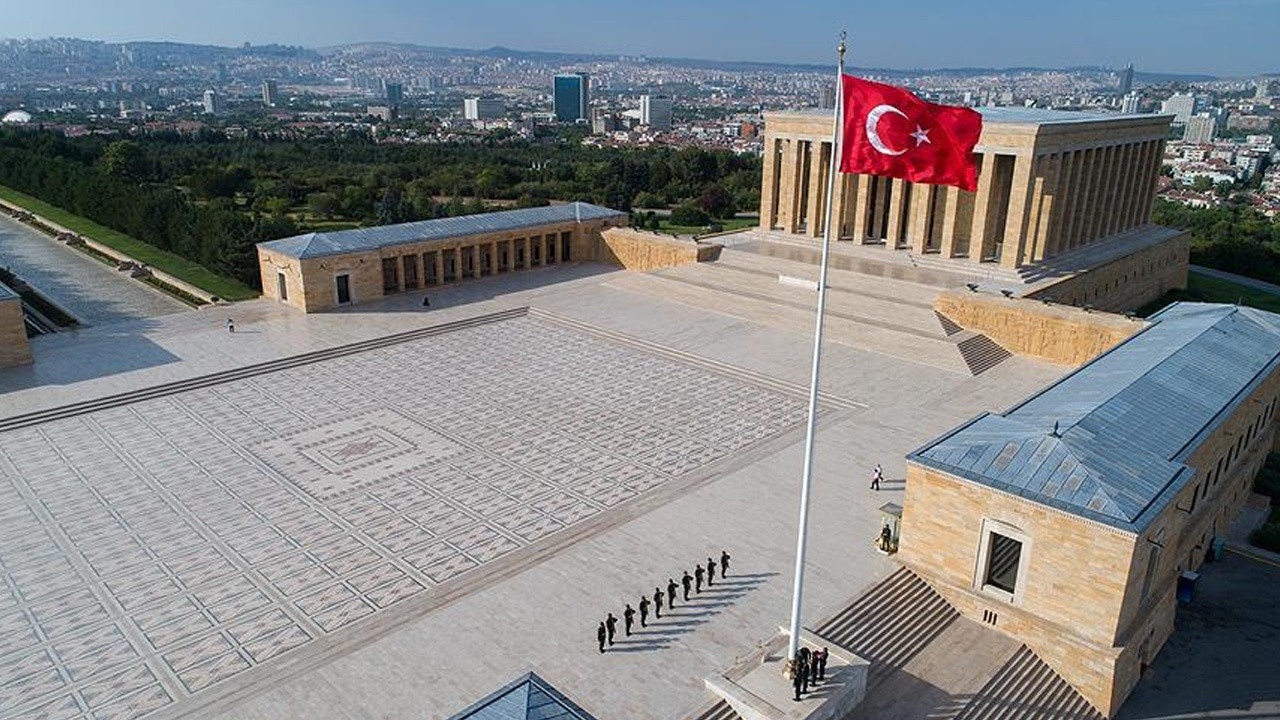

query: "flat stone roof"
xmin=258 ymin=202 xmax=625 ymax=260
xmin=766 ymin=107 xmax=1168 ymax=127
xmin=910 ymin=302 xmax=1280 ymax=532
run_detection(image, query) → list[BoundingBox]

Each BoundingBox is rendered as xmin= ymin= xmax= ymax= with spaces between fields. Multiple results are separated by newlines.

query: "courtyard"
xmin=0 ymin=257 xmax=1065 ymax=720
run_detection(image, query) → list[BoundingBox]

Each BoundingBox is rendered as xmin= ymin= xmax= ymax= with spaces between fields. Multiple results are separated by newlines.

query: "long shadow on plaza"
xmin=610 ymin=571 xmax=778 ymax=654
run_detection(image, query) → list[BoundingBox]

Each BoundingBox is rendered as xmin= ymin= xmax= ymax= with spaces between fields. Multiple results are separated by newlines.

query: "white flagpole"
xmin=785 ymin=32 xmax=847 ymax=669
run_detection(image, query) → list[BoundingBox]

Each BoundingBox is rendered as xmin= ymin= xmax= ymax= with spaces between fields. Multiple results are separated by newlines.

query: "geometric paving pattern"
xmin=0 ymin=316 xmax=808 ymax=720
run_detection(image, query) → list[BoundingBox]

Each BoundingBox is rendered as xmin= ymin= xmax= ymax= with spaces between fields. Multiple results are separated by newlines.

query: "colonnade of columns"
xmin=760 ymin=133 xmax=1166 ymax=270
xmin=379 ymin=231 xmax=574 ymax=294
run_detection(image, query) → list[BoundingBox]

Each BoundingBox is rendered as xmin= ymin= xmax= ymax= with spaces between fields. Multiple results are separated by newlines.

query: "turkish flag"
xmin=839 ymin=75 xmax=983 ymax=191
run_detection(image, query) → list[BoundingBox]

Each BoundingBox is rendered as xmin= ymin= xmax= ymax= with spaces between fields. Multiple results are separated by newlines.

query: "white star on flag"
xmin=911 ymin=125 xmax=931 ymax=147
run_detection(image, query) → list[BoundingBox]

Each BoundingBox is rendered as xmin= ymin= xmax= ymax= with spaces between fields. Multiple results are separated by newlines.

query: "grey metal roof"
xmin=910 ymin=302 xmax=1280 ymax=533
xmin=258 ymin=202 xmax=624 ymax=260
xmin=0 ymin=280 xmax=17 ymax=302
xmin=446 ymin=672 xmax=598 ymax=720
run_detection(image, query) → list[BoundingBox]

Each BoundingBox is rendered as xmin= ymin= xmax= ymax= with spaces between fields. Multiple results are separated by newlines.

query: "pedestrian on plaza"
xmin=694 ymin=564 xmax=704 ymax=594
xmin=720 ymin=550 xmax=731 ymax=578
xmin=226 ymin=317 xmax=235 ymax=333
xmin=817 ymin=647 xmax=829 ymax=680
xmin=870 ymin=463 xmax=883 ymax=491
xmin=422 ymin=296 xmax=431 ymax=307
xmin=799 ymin=648 xmax=812 ymax=693
xmin=792 ymin=661 xmax=804 ymax=701
xmin=668 ymin=577 xmax=678 ymax=608
xmin=653 ymin=587 xmax=663 ymax=619
xmin=639 ymin=596 xmax=650 ymax=628
xmin=681 ymin=571 xmax=692 ymax=601
xmin=880 ymin=524 xmax=893 ymax=552
xmin=623 ymin=603 xmax=636 ymax=636
xmin=597 ymin=621 xmax=607 ymax=653
xmin=706 ymin=557 xmax=716 ymax=586
xmin=605 ymin=613 xmax=617 ymax=646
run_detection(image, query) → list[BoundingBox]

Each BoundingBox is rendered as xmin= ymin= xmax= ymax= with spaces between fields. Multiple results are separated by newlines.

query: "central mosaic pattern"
xmin=0 ymin=316 xmax=808 ymax=720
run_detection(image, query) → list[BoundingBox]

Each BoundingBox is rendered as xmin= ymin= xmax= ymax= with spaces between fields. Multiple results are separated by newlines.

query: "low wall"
xmin=1028 ymin=231 xmax=1190 ymax=314
xmin=596 ymin=228 xmax=722 ymax=271
xmin=0 ymin=297 xmax=32 ymax=368
xmin=935 ymin=291 xmax=1144 ymax=366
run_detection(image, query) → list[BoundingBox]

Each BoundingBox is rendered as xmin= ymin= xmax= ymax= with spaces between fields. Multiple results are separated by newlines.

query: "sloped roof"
xmin=0 ymin=280 xmax=17 ymax=302
xmin=910 ymin=302 xmax=1280 ymax=532
xmin=447 ymin=672 xmax=597 ymax=720
xmin=258 ymin=202 xmax=624 ymax=260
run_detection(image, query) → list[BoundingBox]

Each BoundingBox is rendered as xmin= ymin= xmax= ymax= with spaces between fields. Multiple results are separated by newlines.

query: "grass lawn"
xmin=655 ymin=216 xmax=757 ymax=236
xmin=1185 ymin=273 xmax=1280 ymax=314
xmin=0 ymin=185 xmax=258 ymax=301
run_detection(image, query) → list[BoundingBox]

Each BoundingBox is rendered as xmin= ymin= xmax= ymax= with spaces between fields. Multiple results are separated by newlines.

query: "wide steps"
xmin=814 ymin=568 xmax=960 ymax=688
xmin=952 ymin=646 xmax=1106 ymax=720
xmin=686 ymin=699 xmax=740 ymax=720
xmin=956 ymin=334 xmax=1012 ymax=375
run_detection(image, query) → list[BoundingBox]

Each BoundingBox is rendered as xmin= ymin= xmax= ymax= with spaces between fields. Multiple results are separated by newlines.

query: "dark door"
xmin=335 ymin=274 xmax=351 ymax=304
xmin=277 ymin=272 xmax=288 ymax=301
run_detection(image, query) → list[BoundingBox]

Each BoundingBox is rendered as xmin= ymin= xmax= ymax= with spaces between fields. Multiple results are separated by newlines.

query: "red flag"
xmin=839 ymin=75 xmax=983 ymax=191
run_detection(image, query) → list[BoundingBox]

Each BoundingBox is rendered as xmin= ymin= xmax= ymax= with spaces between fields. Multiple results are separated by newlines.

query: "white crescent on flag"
xmin=865 ymin=104 xmax=908 ymax=156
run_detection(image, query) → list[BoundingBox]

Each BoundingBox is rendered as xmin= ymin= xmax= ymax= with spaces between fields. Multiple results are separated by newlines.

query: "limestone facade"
xmin=0 ymin=289 xmax=32 ymax=368
xmin=597 ymin=228 xmax=723 ymax=270
xmin=257 ymin=205 xmax=625 ymax=313
xmin=760 ymin=109 xmax=1172 ymax=271
xmin=900 ymin=304 xmax=1280 ymax=717
xmin=1024 ymin=232 xmax=1190 ymax=313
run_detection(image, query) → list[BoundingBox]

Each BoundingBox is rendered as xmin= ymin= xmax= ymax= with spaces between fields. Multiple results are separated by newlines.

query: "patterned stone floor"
xmin=0 ymin=315 xmax=809 ymax=720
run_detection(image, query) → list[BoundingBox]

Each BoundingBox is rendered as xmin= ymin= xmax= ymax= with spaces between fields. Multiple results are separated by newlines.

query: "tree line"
xmin=0 ymin=127 xmax=761 ymax=289
xmin=1151 ymin=198 xmax=1280 ymax=283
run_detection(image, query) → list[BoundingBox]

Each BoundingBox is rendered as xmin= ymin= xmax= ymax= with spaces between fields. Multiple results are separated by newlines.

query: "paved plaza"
xmin=0 ymin=259 xmax=1067 ymax=720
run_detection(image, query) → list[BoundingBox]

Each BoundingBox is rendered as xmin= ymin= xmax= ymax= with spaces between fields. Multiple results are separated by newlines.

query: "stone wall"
xmin=0 ymin=297 xmax=32 ymax=368
xmin=1027 ymin=231 xmax=1190 ymax=313
xmin=596 ymin=228 xmax=722 ymax=271
xmin=935 ymin=291 xmax=1143 ymax=366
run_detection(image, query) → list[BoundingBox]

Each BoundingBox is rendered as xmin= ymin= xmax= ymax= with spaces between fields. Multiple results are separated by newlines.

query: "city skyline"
xmin=2 ymin=0 xmax=1278 ymax=78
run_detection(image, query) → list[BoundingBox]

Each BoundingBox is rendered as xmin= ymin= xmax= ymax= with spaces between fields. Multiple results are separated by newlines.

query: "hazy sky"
xmin=4 ymin=0 xmax=1278 ymax=77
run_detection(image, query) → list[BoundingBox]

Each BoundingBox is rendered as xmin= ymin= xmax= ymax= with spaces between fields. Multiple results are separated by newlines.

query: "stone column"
xmin=1065 ymin=148 xmax=1093 ymax=250
xmin=1032 ymin=153 xmax=1061 ymax=263
xmin=868 ymin=177 xmax=887 ymax=243
xmin=938 ymin=186 xmax=961 ymax=257
xmin=886 ymin=178 xmax=907 ymax=249
xmin=1096 ymin=144 xmax=1122 ymax=240
xmin=395 ymin=256 xmax=406 ymax=292
xmin=1110 ymin=143 xmax=1136 ymax=236
xmin=490 ymin=241 xmax=499 ymax=272
xmin=779 ymin=139 xmax=804 ymax=233
xmin=805 ymin=141 xmax=828 ymax=238
xmin=850 ymin=175 xmax=870 ymax=243
xmin=1085 ymin=146 xmax=1111 ymax=246
xmin=908 ymin=183 xmax=933 ymax=254
xmin=760 ymin=137 xmax=779 ymax=229
xmin=1000 ymin=154 xmax=1035 ymax=270
xmin=829 ymin=172 xmax=850 ymax=240
xmin=969 ymin=153 xmax=998 ymax=262
xmin=1138 ymin=140 xmax=1165 ymax=224
xmin=415 ymin=252 xmax=426 ymax=287
xmin=433 ymin=250 xmax=444 ymax=284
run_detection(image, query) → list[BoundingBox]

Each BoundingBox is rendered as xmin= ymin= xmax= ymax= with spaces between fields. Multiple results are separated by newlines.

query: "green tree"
xmin=99 ymin=140 xmax=147 ymax=182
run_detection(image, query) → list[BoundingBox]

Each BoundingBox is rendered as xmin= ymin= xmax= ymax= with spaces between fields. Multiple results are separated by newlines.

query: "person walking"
xmin=694 ymin=564 xmax=704 ymax=594
xmin=226 ymin=318 xmax=235 ymax=333
xmin=623 ymin=603 xmax=636 ymax=636
xmin=422 ymin=296 xmax=430 ymax=307
xmin=792 ymin=657 xmax=805 ymax=701
xmin=681 ymin=571 xmax=692 ymax=601
xmin=667 ymin=578 xmax=678 ymax=608
xmin=605 ymin=613 xmax=617 ymax=646
xmin=817 ymin=647 xmax=829 ymax=681
xmin=653 ymin=587 xmax=663 ymax=619
xmin=597 ymin=621 xmax=607 ymax=653
xmin=870 ymin=463 xmax=883 ymax=491
xmin=638 ymin=596 xmax=650 ymax=628
xmin=706 ymin=557 xmax=716 ymax=586
xmin=720 ymin=550 xmax=731 ymax=578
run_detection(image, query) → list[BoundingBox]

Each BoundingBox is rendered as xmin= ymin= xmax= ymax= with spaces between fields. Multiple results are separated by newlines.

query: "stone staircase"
xmin=951 ymin=646 xmax=1106 ymax=720
xmin=685 ymin=699 xmax=740 ymax=720
xmin=956 ymin=334 xmax=1013 ymax=376
xmin=814 ymin=567 xmax=961 ymax=689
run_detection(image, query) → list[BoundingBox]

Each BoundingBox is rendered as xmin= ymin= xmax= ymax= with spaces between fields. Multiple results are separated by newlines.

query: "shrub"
xmin=670 ymin=203 xmax=710 ymax=227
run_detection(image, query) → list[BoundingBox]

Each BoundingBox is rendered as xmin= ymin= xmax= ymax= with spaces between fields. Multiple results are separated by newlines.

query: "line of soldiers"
xmin=597 ymin=550 xmax=731 ymax=652
xmin=792 ymin=646 xmax=831 ymax=701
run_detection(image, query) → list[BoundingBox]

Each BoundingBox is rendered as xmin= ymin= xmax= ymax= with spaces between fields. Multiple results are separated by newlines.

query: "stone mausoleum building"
xmin=257 ymin=203 xmax=626 ymax=312
xmin=901 ymin=302 xmax=1280 ymax=717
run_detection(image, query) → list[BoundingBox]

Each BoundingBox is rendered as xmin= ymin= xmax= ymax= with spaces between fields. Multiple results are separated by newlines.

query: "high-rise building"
xmin=261 ymin=80 xmax=279 ymax=107
xmin=383 ymin=81 xmax=404 ymax=107
xmin=553 ymin=73 xmax=590 ymax=122
xmin=1183 ymin=114 xmax=1217 ymax=144
xmin=819 ymin=86 xmax=837 ymax=110
xmin=201 ymin=89 xmax=223 ymax=115
xmin=1118 ymin=63 xmax=1134 ymax=95
xmin=464 ymin=97 xmax=505 ymax=120
xmin=1257 ymin=78 xmax=1273 ymax=100
xmin=639 ymin=94 xmax=673 ymax=131
xmin=1160 ymin=93 xmax=1196 ymax=124
xmin=1121 ymin=92 xmax=1141 ymax=115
